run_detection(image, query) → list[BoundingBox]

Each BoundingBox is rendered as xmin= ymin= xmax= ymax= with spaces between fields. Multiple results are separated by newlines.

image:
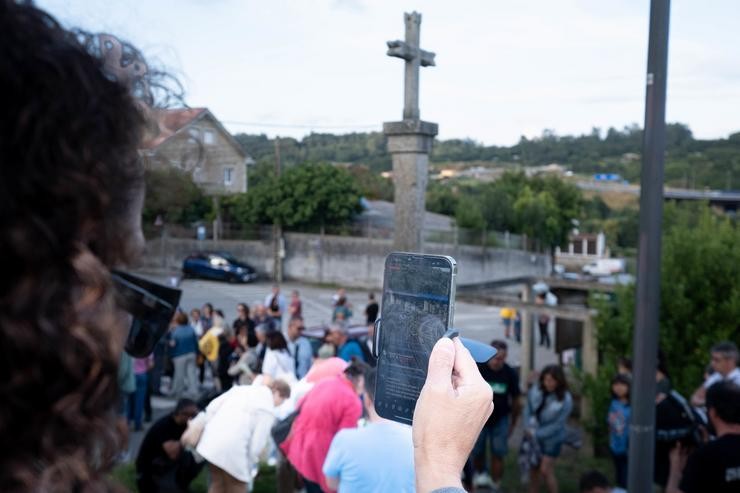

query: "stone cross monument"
xmin=384 ymin=11 xmax=438 ymax=252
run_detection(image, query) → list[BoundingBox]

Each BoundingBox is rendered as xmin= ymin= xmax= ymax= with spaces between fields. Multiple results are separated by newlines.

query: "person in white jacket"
xmin=261 ymin=331 xmax=296 ymax=382
xmin=195 ymin=380 xmax=291 ymax=492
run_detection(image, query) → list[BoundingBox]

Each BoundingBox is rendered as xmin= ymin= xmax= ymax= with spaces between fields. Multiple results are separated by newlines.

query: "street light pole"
xmin=628 ymin=1 xmax=671 ymax=492
xmin=273 ymin=137 xmax=283 ymax=283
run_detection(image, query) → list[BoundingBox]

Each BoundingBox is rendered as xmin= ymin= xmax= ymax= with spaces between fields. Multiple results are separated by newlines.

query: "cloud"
xmin=36 ymin=0 xmax=740 ymax=145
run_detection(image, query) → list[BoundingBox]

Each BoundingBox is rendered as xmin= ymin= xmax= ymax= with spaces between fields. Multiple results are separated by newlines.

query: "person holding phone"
xmin=412 ymin=336 xmax=495 ymax=493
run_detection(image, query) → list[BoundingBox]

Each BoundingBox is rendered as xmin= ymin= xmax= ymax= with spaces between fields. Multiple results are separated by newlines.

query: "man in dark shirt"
xmin=136 ymin=398 xmax=202 ymax=493
xmin=668 ymin=381 xmax=740 ymax=493
xmin=471 ymin=340 xmax=521 ymax=490
xmin=233 ymin=302 xmax=257 ymax=348
xmin=365 ymin=293 xmax=379 ymax=325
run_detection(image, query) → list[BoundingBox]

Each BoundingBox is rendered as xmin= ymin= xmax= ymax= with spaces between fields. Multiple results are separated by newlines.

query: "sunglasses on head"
xmin=111 ymin=270 xmax=182 ymax=357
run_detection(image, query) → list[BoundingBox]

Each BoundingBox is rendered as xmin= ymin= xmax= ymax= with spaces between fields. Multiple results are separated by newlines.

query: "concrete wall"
xmin=141 ymin=232 xmax=551 ymax=289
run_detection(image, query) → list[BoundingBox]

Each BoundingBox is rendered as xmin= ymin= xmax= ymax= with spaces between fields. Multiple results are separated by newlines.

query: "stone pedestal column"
xmin=384 ymin=119 xmax=438 ymax=252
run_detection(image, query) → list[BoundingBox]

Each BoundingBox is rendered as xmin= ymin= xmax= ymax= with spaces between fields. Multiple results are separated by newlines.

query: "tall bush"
xmin=582 ymin=203 xmax=740 ymax=450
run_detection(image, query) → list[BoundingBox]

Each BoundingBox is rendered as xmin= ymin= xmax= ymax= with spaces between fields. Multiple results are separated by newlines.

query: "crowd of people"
xmin=123 ymin=284 xmax=384 ymax=492
xmin=81 ymin=270 xmax=740 ymax=493
xmin=606 ymin=341 xmax=740 ymax=493
xmin=3 ymin=2 xmax=740 ymax=493
xmin=462 ymin=337 xmax=740 ymax=493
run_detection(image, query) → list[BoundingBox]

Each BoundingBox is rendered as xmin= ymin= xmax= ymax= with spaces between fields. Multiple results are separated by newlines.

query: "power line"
xmin=221 ymin=120 xmax=380 ymax=130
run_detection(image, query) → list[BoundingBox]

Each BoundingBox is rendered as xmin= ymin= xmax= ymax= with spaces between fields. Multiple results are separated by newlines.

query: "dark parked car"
xmin=182 ymin=252 xmax=258 ymax=283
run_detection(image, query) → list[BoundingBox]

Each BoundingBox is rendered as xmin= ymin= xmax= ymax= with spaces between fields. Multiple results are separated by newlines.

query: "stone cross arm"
xmin=386 ymin=40 xmax=436 ymax=67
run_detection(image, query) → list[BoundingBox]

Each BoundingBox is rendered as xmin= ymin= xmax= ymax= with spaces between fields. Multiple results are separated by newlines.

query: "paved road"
xmin=153 ymin=276 xmax=557 ymax=370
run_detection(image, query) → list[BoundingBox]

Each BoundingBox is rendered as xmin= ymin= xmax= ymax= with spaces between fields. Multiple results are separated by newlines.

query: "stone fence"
xmin=140 ymin=231 xmax=551 ymax=289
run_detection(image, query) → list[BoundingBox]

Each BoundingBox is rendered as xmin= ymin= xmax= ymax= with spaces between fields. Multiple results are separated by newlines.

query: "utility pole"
xmin=273 ymin=137 xmax=283 ymax=283
xmin=628 ymin=1 xmax=670 ymax=492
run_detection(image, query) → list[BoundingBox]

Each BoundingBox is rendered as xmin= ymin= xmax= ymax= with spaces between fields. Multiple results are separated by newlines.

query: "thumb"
xmin=426 ymin=337 xmax=455 ymax=392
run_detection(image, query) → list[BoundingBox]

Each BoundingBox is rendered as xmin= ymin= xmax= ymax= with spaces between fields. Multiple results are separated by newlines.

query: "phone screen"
xmin=374 ymin=253 xmax=455 ymax=425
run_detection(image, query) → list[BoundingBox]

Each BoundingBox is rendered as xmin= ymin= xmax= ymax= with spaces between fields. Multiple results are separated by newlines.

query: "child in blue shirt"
xmin=607 ymin=374 xmax=631 ymax=489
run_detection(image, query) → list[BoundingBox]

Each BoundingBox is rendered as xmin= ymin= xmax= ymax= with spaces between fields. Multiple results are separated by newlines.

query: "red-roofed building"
xmin=141 ymin=107 xmax=251 ymax=194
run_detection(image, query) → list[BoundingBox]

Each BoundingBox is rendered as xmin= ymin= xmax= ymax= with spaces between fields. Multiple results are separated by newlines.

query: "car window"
xmin=221 ymin=253 xmax=238 ymax=263
xmin=209 ymin=256 xmax=228 ymax=267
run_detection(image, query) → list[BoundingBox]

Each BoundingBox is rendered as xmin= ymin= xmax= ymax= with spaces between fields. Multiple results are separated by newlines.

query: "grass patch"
xmin=112 ymin=450 xmax=610 ymax=492
xmin=500 ymin=448 xmax=613 ymax=492
xmin=111 ymin=463 xmax=275 ymax=493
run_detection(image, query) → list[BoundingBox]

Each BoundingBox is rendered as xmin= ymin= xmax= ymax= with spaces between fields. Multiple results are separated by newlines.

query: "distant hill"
xmin=234 ymin=123 xmax=740 ymax=190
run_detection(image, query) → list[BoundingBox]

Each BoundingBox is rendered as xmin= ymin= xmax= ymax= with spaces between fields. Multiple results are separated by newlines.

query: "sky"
xmin=38 ymin=0 xmax=740 ymax=145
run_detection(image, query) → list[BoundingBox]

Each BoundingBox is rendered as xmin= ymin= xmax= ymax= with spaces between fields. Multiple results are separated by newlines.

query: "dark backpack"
xmin=654 ymin=389 xmax=706 ymax=486
xmin=271 ymin=408 xmax=300 ymax=447
xmin=655 ymin=390 xmax=705 ymax=443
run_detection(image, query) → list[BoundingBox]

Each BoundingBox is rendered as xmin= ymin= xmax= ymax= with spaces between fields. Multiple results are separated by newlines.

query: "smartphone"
xmin=374 ymin=252 xmax=457 ymax=425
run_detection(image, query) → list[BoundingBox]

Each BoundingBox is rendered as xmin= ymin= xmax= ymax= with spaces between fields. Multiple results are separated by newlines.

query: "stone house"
xmin=141 ymin=107 xmax=251 ymax=194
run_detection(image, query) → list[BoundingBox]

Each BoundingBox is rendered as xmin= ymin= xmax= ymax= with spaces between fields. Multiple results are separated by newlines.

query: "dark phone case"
xmin=374 ymin=253 xmax=455 ymax=425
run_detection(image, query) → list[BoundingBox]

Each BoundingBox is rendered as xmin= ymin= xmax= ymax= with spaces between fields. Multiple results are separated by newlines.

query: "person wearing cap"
xmin=470 ymin=340 xmax=521 ymax=491
xmin=326 ymin=323 xmax=365 ymax=363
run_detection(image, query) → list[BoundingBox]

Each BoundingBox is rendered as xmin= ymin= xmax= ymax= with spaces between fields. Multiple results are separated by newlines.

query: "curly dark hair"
xmin=0 ymin=1 xmax=154 ymax=491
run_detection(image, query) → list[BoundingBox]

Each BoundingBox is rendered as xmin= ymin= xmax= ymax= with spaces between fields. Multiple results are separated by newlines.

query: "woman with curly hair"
xmin=0 ymin=1 xmax=174 ymax=491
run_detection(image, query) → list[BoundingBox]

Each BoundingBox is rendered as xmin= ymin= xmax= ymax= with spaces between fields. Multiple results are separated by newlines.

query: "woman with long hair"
xmin=524 ymin=365 xmax=573 ymax=493
xmin=0 ymin=1 xmax=181 ymax=489
xmin=262 ymin=331 xmax=295 ymax=381
xmin=1 ymin=1 xmax=146 ymax=490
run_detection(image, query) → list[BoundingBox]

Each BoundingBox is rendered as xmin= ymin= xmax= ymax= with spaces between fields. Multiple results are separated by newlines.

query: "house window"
xmin=188 ymin=127 xmax=200 ymax=139
xmin=204 ymin=129 xmax=215 ymax=145
xmin=224 ymin=167 xmax=234 ymax=186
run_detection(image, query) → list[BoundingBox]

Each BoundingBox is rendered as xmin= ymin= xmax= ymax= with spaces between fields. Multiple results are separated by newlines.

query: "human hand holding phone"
xmin=412 ymin=336 xmax=494 ymax=493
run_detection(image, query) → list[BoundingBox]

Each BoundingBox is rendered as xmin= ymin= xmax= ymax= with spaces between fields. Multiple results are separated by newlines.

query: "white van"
xmin=582 ymin=258 xmax=626 ymax=277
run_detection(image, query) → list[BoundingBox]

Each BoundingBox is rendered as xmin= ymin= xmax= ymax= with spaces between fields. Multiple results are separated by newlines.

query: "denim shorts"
xmin=473 ymin=415 xmax=510 ymax=458
xmin=538 ymin=435 xmax=563 ymax=458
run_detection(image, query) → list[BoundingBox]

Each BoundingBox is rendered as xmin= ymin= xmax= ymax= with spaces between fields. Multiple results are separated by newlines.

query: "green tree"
xmin=529 ymin=175 xmax=583 ymax=247
xmin=513 ymin=187 xmax=561 ymax=249
xmin=224 ymin=163 xmax=362 ymax=231
xmin=270 ymin=163 xmax=362 ymax=228
xmin=426 ymin=182 xmax=460 ymax=216
xmin=233 ymin=122 xmax=740 ymax=191
xmin=142 ymin=167 xmax=211 ymax=225
xmin=455 ymin=196 xmax=486 ymax=230
xmin=348 ymin=165 xmax=394 ymax=201
xmin=582 ymin=204 xmax=740 ymax=449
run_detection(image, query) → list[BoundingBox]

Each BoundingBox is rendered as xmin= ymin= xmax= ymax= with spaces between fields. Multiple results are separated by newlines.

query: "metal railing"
xmin=145 ymin=222 xmax=526 ymax=250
